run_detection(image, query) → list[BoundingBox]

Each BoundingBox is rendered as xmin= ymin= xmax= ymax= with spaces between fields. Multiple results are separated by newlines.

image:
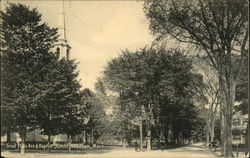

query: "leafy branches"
xmin=1 ymin=3 xmax=85 ymax=147
xmin=102 ymin=47 xmax=205 ymax=148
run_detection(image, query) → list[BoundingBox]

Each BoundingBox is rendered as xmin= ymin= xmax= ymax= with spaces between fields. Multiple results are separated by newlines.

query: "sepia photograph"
xmin=0 ymin=0 xmax=249 ymax=158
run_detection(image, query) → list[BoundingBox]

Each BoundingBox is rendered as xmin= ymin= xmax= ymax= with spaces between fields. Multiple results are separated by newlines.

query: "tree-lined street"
xmin=1 ymin=0 xmax=248 ymax=158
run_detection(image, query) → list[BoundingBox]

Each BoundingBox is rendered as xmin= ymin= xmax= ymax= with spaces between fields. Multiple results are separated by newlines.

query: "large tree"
xmin=83 ymin=87 xmax=107 ymax=146
xmin=34 ymin=58 xmax=84 ymax=148
xmin=103 ymin=47 xmax=204 ymax=150
xmin=1 ymin=3 xmax=57 ymax=152
xmin=144 ymin=0 xmax=248 ymax=156
xmin=1 ymin=3 xmax=85 ymax=153
xmin=193 ymin=59 xmax=220 ymax=147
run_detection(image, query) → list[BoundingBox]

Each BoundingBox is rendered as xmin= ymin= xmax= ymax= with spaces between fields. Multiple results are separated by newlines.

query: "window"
xmin=56 ymin=47 xmax=60 ymax=58
xmin=66 ymin=48 xmax=70 ymax=60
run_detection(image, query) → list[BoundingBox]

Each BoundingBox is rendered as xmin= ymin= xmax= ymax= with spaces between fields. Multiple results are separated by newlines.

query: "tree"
xmin=1 ymin=3 xmax=58 ymax=153
xmin=193 ymin=59 xmax=220 ymax=147
xmin=144 ymin=0 xmax=248 ymax=156
xmin=34 ymin=58 xmax=84 ymax=150
xmin=95 ymin=78 xmax=140 ymax=147
xmin=1 ymin=63 xmax=18 ymax=142
xmin=1 ymin=3 xmax=85 ymax=153
xmin=103 ymin=48 xmax=159 ymax=150
xmin=84 ymin=88 xmax=107 ymax=146
xmin=103 ymin=47 xmax=204 ymax=150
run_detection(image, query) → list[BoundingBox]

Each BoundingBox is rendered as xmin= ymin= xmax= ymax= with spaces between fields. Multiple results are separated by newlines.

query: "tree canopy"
xmin=1 ymin=3 xmax=85 ymax=148
xmin=1 ymin=3 xmax=58 ymax=139
xmin=102 ymin=47 xmax=205 ymax=148
xmin=144 ymin=0 xmax=248 ymax=156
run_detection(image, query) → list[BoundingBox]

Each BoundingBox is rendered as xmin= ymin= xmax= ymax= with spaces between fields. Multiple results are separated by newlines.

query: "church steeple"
xmin=58 ymin=0 xmax=67 ymax=42
xmin=53 ymin=0 xmax=71 ymax=60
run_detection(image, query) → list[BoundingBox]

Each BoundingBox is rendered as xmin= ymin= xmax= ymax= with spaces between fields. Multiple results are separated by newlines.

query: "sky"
xmin=2 ymin=0 xmax=154 ymax=91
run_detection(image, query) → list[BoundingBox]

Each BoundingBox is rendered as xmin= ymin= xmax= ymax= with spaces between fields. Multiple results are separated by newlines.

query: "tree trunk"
xmin=91 ymin=128 xmax=94 ymax=146
xmin=86 ymin=132 xmax=88 ymax=144
xmin=157 ymin=125 xmax=161 ymax=149
xmin=248 ymin=57 xmax=250 ymax=156
xmin=177 ymin=135 xmax=180 ymax=145
xmin=210 ymin=121 xmax=215 ymax=142
xmin=83 ymin=130 xmax=86 ymax=144
xmin=48 ymin=134 xmax=51 ymax=145
xmin=206 ymin=125 xmax=210 ymax=148
xmin=139 ymin=120 xmax=143 ymax=151
xmin=219 ymin=75 xmax=225 ymax=156
xmin=20 ymin=138 xmax=25 ymax=155
xmin=47 ymin=134 xmax=51 ymax=150
xmin=68 ymin=134 xmax=72 ymax=152
xmin=206 ymin=134 xmax=210 ymax=148
xmin=246 ymin=124 xmax=249 ymax=156
xmin=174 ymin=137 xmax=177 ymax=146
xmin=20 ymin=131 xmax=26 ymax=155
xmin=6 ymin=131 xmax=11 ymax=143
xmin=220 ymin=111 xmax=225 ymax=153
xmin=146 ymin=120 xmax=152 ymax=150
xmin=220 ymin=72 xmax=235 ymax=157
xmin=122 ymin=123 xmax=126 ymax=148
xmin=127 ymin=123 xmax=132 ymax=146
xmin=122 ymin=138 xmax=126 ymax=148
xmin=164 ymin=129 xmax=168 ymax=145
xmin=224 ymin=79 xmax=235 ymax=157
xmin=168 ymin=123 xmax=174 ymax=145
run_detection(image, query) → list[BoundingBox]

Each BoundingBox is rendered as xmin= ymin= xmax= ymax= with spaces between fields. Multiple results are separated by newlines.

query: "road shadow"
xmin=150 ymin=143 xmax=210 ymax=153
xmin=150 ymin=143 xmax=190 ymax=151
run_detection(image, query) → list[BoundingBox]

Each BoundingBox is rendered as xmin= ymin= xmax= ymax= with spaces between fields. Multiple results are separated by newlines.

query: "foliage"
xmin=193 ymin=58 xmax=220 ymax=144
xmin=102 ymin=47 xmax=205 ymax=145
xmin=35 ymin=58 xmax=84 ymax=138
xmin=1 ymin=3 xmax=58 ymax=139
xmin=144 ymin=0 xmax=248 ymax=58
xmin=82 ymin=87 xmax=108 ymax=144
xmin=1 ymin=3 xmax=85 ymax=143
xmin=234 ymin=58 xmax=248 ymax=115
xmin=144 ymin=0 xmax=248 ymax=156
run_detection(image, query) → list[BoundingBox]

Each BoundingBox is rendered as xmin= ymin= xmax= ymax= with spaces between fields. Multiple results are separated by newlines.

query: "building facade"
xmin=232 ymin=111 xmax=248 ymax=144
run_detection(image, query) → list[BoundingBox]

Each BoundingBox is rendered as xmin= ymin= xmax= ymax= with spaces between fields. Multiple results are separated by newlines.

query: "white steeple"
xmin=53 ymin=0 xmax=71 ymax=60
xmin=58 ymin=0 xmax=67 ymax=42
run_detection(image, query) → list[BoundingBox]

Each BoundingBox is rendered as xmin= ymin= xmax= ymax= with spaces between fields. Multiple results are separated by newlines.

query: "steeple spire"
xmin=58 ymin=0 xmax=66 ymax=41
xmin=52 ymin=0 xmax=71 ymax=60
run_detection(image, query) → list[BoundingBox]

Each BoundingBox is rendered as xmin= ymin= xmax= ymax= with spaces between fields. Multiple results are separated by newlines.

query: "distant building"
xmin=232 ymin=111 xmax=248 ymax=144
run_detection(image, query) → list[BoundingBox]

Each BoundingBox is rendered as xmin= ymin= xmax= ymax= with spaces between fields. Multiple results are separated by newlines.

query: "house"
xmin=232 ymin=111 xmax=248 ymax=144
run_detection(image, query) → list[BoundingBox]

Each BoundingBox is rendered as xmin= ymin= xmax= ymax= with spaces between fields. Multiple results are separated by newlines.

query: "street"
xmin=1 ymin=143 xmax=219 ymax=158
